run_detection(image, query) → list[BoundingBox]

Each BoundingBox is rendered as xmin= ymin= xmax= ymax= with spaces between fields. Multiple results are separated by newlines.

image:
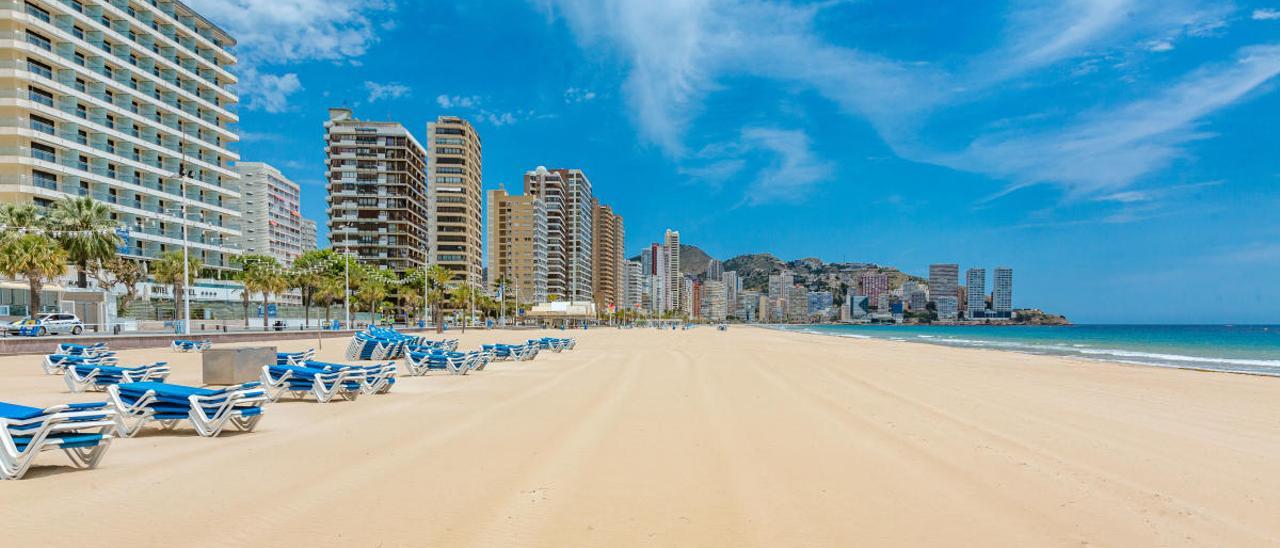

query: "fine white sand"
xmin=2 ymin=326 xmax=1279 ymax=547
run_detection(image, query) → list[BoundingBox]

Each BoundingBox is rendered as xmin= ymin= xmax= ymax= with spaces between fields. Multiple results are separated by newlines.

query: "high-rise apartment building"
xmin=426 ymin=116 xmax=482 ymax=287
xmin=787 ymin=286 xmax=808 ymax=321
xmin=3 ymin=0 xmax=242 ymax=270
xmin=702 ymin=279 xmax=727 ymax=321
xmin=234 ymin=162 xmax=304 ymax=264
xmin=768 ymin=272 xmax=794 ymax=310
xmin=993 ymin=267 xmax=1013 ymax=318
xmin=591 ymin=201 xmax=624 ymax=312
xmin=485 ymin=188 xmax=547 ymax=304
xmin=929 ymin=263 xmax=960 ymax=320
xmin=721 ymin=271 xmax=740 ymax=315
xmin=324 ymin=108 xmax=427 ymax=272
xmin=664 ymin=229 xmax=681 ymax=312
xmin=857 ymin=271 xmax=889 ymax=310
xmin=300 ymin=218 xmax=318 ymax=253
xmin=525 ymin=167 xmax=594 ymax=302
xmin=966 ymin=268 xmax=986 ymax=319
xmin=705 ymin=259 xmax=723 ymax=281
xmin=624 ymin=260 xmax=643 ymax=312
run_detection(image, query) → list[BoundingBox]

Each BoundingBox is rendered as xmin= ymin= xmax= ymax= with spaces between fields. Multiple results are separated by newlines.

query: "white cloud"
xmin=436 ymin=95 xmax=480 ymax=109
xmin=538 ymin=0 xmax=1279 ymax=202
xmin=1254 ymin=8 xmax=1280 ymax=20
xmin=564 ymin=87 xmax=598 ymax=103
xmin=1147 ymin=40 xmax=1175 ymax=52
xmin=186 ymin=0 xmax=393 ymax=111
xmin=739 ymin=128 xmax=833 ymax=205
xmin=364 ymin=81 xmax=411 ymax=102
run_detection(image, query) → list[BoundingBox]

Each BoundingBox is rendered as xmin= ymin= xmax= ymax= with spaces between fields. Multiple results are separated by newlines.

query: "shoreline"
xmin=757 ymin=323 xmax=1280 ymax=379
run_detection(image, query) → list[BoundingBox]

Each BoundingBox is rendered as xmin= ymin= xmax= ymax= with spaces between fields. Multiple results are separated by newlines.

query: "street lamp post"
xmin=177 ymin=171 xmax=191 ymax=336
xmin=343 ymin=241 xmax=351 ymax=329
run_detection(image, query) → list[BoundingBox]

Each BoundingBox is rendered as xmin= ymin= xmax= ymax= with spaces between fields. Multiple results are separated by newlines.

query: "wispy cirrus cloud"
xmin=1253 ymin=8 xmax=1280 ymax=20
xmin=536 ymin=0 xmax=1278 ymax=208
xmin=187 ymin=0 xmax=394 ymax=112
xmin=364 ymin=81 xmax=410 ymax=102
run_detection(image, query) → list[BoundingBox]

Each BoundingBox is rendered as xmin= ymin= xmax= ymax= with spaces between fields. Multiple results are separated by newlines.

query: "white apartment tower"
xmin=664 ymin=229 xmax=681 ymax=312
xmin=929 ymin=263 xmax=960 ymax=320
xmin=2 ymin=0 xmax=242 ymax=270
xmin=966 ymin=267 xmax=986 ymax=319
xmin=524 ymin=166 xmax=594 ymax=302
xmin=234 ymin=162 xmax=304 ymax=264
xmin=993 ymin=267 xmax=1013 ymax=318
xmin=426 ymin=115 xmax=482 ymax=287
xmin=324 ymin=108 xmax=428 ymax=272
xmin=300 ymin=218 xmax=317 ymax=252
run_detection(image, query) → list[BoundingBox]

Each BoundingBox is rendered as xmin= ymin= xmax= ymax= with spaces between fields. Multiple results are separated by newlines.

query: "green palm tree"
xmin=449 ymin=283 xmax=479 ymax=333
xmin=355 ymin=270 xmax=390 ymax=325
xmin=0 ymin=234 xmax=68 ymax=316
xmin=313 ymin=275 xmax=345 ymax=326
xmin=292 ymin=249 xmax=334 ymax=329
xmin=240 ymin=255 xmax=288 ymax=330
xmin=151 ymin=251 xmax=202 ymax=323
xmin=424 ymin=265 xmax=454 ymax=333
xmin=48 ymin=196 xmax=120 ymax=288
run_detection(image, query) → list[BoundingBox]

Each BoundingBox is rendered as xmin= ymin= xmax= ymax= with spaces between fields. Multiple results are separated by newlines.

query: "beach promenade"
xmin=3 ymin=326 xmax=1278 ymax=546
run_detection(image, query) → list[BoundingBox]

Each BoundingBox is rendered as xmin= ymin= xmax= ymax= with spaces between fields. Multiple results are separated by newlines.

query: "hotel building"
xmin=324 ymin=108 xmax=428 ymax=272
xmin=591 ymin=200 xmax=624 ymax=312
xmin=234 ymin=162 xmax=304 ymax=264
xmin=2 ymin=0 xmax=242 ymax=270
xmin=426 ymin=115 xmax=482 ymax=287
xmin=485 ymin=187 xmax=548 ymax=304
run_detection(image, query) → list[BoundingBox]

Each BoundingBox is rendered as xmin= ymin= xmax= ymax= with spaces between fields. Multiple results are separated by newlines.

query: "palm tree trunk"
xmin=434 ymin=306 xmax=443 ymax=334
xmin=173 ymin=281 xmax=184 ymax=325
xmin=242 ymin=295 xmax=250 ymax=328
xmin=27 ymin=277 xmax=41 ymax=316
xmin=78 ymin=259 xmax=89 ymax=289
xmin=303 ymin=290 xmax=311 ymax=329
xmin=262 ymin=294 xmax=270 ymax=330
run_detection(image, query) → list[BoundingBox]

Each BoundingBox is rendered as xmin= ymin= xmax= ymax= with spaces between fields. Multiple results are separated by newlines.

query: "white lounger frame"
xmin=1 ymin=405 xmax=116 ymax=480
xmin=64 ymin=363 xmax=172 ymax=393
xmin=107 ymin=384 xmax=266 ymax=438
xmin=260 ymin=366 xmax=363 ymax=403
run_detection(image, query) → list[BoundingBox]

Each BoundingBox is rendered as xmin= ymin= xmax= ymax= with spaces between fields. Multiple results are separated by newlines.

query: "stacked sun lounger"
xmin=300 ymin=360 xmax=397 ymax=395
xmin=533 ymin=337 xmax=576 ymax=352
xmin=345 ymin=326 xmax=430 ymax=360
xmin=43 ymin=352 xmax=119 ymax=375
xmin=260 ymin=364 xmax=365 ymax=403
xmin=1 ymin=401 xmax=116 ymax=480
xmin=64 ymin=362 xmax=171 ymax=393
xmin=57 ymin=342 xmax=111 ymax=357
xmin=483 ymin=342 xmax=538 ymax=362
xmin=108 ymin=382 xmax=267 ymax=437
xmin=276 ymin=349 xmax=317 ymax=366
xmin=171 ymin=339 xmax=212 ymax=352
xmin=404 ymin=349 xmax=491 ymax=376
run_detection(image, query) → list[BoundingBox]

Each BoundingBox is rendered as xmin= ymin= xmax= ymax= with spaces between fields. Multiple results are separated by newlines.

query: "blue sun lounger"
xmin=404 ymin=349 xmax=478 ymax=376
xmin=300 ymin=360 xmax=397 ymax=395
xmin=108 ymin=382 xmax=267 ymax=437
xmin=260 ymin=364 xmax=365 ymax=403
xmin=57 ymin=342 xmax=111 ymax=357
xmin=43 ymin=353 xmax=119 ymax=375
xmin=170 ymin=339 xmax=212 ymax=352
xmin=1 ymin=401 xmax=115 ymax=480
xmin=276 ymin=348 xmax=316 ymax=366
xmin=64 ymin=362 xmax=171 ymax=393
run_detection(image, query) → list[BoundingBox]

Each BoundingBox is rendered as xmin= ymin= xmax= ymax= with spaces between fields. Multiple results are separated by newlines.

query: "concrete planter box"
xmin=203 ymin=346 xmax=276 ymax=386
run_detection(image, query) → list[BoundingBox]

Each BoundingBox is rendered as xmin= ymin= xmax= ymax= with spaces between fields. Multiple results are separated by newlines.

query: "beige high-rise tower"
xmin=325 ymin=108 xmax=428 ymax=272
xmin=486 ymin=188 xmax=548 ymax=304
xmin=426 ymin=116 xmax=483 ymax=287
xmin=592 ymin=200 xmax=624 ymax=313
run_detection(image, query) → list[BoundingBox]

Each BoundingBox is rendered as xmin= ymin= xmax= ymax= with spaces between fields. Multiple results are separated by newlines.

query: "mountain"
xmin=628 ymin=244 xmax=715 ymax=276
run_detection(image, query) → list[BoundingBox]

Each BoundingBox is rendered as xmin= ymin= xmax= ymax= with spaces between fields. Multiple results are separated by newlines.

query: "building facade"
xmin=324 ymin=108 xmax=427 ymax=272
xmin=234 ymin=162 xmax=304 ymax=264
xmin=786 ymin=286 xmax=808 ymax=322
xmin=857 ymin=271 xmax=889 ymax=310
xmin=591 ymin=201 xmax=624 ymax=313
xmin=702 ymin=279 xmax=727 ymax=321
xmin=929 ymin=263 xmax=960 ymax=320
xmin=300 ymin=218 xmax=317 ymax=253
xmin=2 ymin=0 xmax=242 ymax=271
xmin=623 ymin=260 xmax=642 ymax=312
xmin=705 ymin=259 xmax=723 ymax=281
xmin=993 ymin=267 xmax=1013 ymax=318
xmin=965 ymin=268 xmax=987 ymax=319
xmin=485 ymin=188 xmax=547 ymax=304
xmin=664 ymin=229 xmax=681 ymax=313
xmin=426 ymin=115 xmax=482 ymax=287
xmin=524 ymin=166 xmax=593 ymax=302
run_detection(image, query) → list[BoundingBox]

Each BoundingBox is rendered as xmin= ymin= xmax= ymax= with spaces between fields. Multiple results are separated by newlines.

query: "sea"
xmin=771 ymin=324 xmax=1280 ymax=376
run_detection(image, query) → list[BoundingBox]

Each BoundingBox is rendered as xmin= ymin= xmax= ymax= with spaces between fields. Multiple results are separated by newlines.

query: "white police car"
xmin=6 ymin=313 xmax=85 ymax=336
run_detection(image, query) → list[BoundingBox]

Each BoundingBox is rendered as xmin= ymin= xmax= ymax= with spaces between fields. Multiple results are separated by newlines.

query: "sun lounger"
xmin=170 ymin=339 xmax=212 ymax=352
xmin=43 ymin=353 xmax=118 ymax=375
xmin=108 ymin=382 xmax=266 ymax=437
xmin=1 ymin=401 xmax=115 ymax=480
xmin=56 ymin=342 xmax=111 ymax=357
xmin=301 ymin=360 xmax=397 ymax=395
xmin=64 ymin=362 xmax=171 ymax=393
xmin=276 ymin=349 xmax=316 ymax=366
xmin=260 ymin=365 xmax=364 ymax=403
xmin=404 ymin=350 xmax=473 ymax=376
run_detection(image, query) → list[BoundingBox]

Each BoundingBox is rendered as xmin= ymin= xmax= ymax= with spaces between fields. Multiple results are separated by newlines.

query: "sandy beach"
xmin=3 ymin=326 xmax=1279 ymax=547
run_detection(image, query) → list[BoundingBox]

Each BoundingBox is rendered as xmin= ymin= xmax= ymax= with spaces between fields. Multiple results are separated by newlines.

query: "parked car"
xmin=6 ymin=313 xmax=84 ymax=336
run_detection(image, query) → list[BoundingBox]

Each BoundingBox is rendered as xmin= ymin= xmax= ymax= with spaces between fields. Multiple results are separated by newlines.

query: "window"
xmin=32 ymin=170 xmax=58 ymax=190
xmin=76 ymin=103 xmax=88 ymax=119
xmin=31 ymin=142 xmax=56 ymax=162
xmin=26 ymin=58 xmax=52 ymax=79
xmin=25 ymin=30 xmax=52 ymax=51
xmin=73 ymin=26 xmax=84 ymax=40
xmin=74 ymin=52 xmax=86 ymax=67
xmin=29 ymin=115 xmax=55 ymax=135
xmin=25 ymin=2 xmax=50 ymax=22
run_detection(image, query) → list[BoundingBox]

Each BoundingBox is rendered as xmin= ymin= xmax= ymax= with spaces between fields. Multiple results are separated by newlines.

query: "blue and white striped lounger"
xmin=404 ymin=350 xmax=472 ymax=376
xmin=108 ymin=382 xmax=267 ymax=438
xmin=1 ymin=401 xmax=115 ymax=480
xmin=276 ymin=349 xmax=316 ymax=366
xmin=57 ymin=342 xmax=111 ymax=357
xmin=64 ymin=362 xmax=171 ymax=393
xmin=259 ymin=365 xmax=364 ymax=403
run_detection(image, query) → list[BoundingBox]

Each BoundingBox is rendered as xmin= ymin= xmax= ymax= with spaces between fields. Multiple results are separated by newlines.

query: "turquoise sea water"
xmin=772 ymin=324 xmax=1280 ymax=376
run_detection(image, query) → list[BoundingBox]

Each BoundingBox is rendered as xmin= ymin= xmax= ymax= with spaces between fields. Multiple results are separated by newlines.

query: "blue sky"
xmin=189 ymin=0 xmax=1280 ymax=324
